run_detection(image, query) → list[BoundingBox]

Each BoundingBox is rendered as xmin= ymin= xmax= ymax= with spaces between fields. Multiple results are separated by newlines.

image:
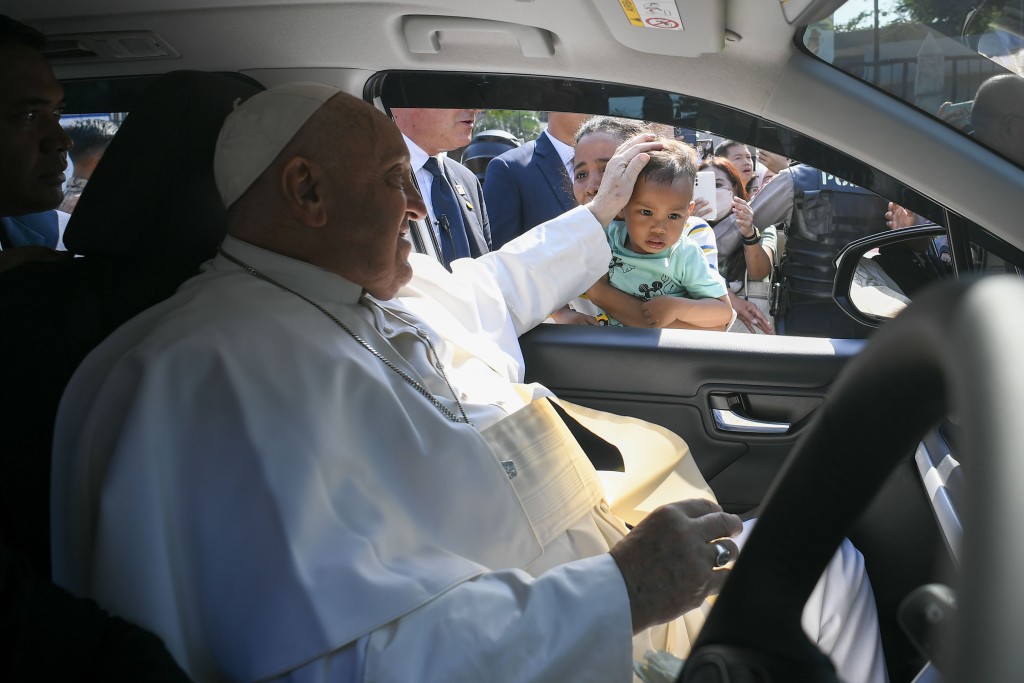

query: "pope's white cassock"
xmin=51 ymin=206 xmax=886 ymax=683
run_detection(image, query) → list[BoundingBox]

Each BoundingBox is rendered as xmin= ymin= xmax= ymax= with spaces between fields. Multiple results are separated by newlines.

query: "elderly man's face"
xmin=390 ymin=108 xmax=481 ymax=156
xmin=320 ymin=97 xmax=427 ymax=299
xmin=0 ymin=44 xmax=71 ymax=216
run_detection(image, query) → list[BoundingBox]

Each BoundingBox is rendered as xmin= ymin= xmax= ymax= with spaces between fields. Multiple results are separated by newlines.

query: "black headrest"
xmin=64 ymin=71 xmax=264 ymax=261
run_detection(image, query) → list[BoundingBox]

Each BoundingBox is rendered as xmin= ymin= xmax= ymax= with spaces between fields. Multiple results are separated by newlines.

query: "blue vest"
xmin=782 ymin=165 xmax=888 ymax=301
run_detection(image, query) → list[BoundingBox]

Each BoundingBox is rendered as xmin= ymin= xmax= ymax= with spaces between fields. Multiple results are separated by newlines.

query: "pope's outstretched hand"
xmin=586 ymin=133 xmax=662 ymax=227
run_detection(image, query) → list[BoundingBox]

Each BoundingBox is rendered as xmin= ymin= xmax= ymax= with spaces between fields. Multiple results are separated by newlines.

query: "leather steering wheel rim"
xmin=679 ymin=275 xmax=1024 ymax=682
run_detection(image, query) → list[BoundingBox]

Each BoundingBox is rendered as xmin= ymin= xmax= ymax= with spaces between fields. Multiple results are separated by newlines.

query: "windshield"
xmin=805 ymin=0 xmax=1024 ymax=168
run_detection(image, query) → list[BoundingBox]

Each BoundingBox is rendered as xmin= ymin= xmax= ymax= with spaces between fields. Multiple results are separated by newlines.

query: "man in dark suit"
xmin=0 ymin=15 xmax=72 ymax=274
xmin=484 ymin=112 xmax=589 ymax=249
xmin=1 ymin=212 xmax=62 ymax=248
xmin=391 ymin=107 xmax=491 ymax=269
xmin=0 ymin=14 xmax=192 ymax=680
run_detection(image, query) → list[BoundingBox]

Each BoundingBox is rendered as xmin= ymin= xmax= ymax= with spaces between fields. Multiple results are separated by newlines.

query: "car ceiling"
xmin=7 ymin=1 xmax=796 ymax=107
xmin=8 ymin=0 xmax=1024 ymax=251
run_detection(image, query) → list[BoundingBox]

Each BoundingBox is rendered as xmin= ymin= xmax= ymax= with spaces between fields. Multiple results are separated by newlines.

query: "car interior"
xmin=4 ymin=1 xmax=1024 ymax=681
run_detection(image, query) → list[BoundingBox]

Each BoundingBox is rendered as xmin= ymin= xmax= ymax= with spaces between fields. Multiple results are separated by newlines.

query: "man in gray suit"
xmin=484 ymin=112 xmax=589 ymax=249
xmin=391 ymin=107 xmax=491 ymax=269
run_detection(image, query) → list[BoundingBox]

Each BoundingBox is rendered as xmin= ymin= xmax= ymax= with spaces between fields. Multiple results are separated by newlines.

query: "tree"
xmin=896 ymin=0 xmax=1000 ymax=35
xmin=473 ymin=110 xmax=543 ymax=142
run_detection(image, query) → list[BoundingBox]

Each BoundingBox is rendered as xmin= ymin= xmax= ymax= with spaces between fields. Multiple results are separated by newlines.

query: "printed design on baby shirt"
xmin=637 ymin=279 xmax=666 ymax=301
xmin=609 ymin=256 xmax=635 ymax=275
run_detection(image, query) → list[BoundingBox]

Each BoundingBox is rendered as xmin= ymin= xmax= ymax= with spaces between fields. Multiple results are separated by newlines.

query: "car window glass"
xmin=446 ymin=109 xmax=908 ymax=339
xmin=967 ymin=226 xmax=1024 ymax=276
xmin=59 ymin=112 xmax=124 ymax=214
xmin=806 ymin=0 xmax=1024 ymax=170
xmin=372 ymin=71 xmax=1021 ymax=339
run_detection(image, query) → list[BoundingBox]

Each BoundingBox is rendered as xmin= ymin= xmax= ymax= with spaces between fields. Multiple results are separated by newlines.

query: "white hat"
xmin=214 ymin=82 xmax=341 ymax=207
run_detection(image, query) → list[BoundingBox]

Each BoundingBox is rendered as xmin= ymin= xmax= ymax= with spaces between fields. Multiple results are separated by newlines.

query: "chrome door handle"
xmin=712 ymin=408 xmax=790 ymax=434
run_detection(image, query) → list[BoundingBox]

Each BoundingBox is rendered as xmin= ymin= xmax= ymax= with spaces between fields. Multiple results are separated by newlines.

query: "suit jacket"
xmin=484 ymin=132 xmax=576 ymax=249
xmin=0 ymin=211 xmax=61 ymax=250
xmin=441 ymin=157 xmax=491 ymax=258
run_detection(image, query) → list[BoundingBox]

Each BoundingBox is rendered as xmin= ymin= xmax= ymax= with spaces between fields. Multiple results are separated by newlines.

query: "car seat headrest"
xmin=64 ymin=70 xmax=264 ymax=261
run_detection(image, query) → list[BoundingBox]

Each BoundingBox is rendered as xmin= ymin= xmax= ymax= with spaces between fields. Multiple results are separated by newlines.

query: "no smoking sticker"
xmin=617 ymin=0 xmax=685 ymax=31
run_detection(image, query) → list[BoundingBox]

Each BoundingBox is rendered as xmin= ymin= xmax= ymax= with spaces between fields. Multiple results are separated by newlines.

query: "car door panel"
xmin=522 ymin=323 xmax=956 ymax=680
xmin=519 ymin=324 xmax=865 ymax=514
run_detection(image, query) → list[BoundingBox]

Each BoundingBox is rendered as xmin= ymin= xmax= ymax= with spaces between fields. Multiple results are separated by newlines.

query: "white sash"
xmin=480 ymin=398 xmax=605 ymax=547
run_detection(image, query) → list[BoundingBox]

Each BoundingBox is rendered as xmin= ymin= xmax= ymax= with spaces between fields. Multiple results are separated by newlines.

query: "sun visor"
xmin=589 ymin=0 xmax=727 ymax=57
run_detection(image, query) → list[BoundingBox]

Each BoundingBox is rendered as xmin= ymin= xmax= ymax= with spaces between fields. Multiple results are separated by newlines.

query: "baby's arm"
xmin=584 ymin=276 xmax=652 ymax=327
xmin=644 ymin=294 xmax=733 ymax=330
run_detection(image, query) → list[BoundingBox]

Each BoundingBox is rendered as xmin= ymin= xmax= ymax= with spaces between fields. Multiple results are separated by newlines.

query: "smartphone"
xmin=693 ymin=170 xmax=716 ymax=217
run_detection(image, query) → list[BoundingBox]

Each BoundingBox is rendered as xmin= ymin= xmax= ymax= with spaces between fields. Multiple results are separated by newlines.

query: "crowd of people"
xmin=360 ymin=99 xmax=951 ymax=339
xmin=462 ymin=114 xmax=904 ymax=337
xmin=436 ymin=72 xmax=1020 ymax=338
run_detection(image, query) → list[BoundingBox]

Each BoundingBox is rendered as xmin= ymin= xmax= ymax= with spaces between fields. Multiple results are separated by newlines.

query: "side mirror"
xmin=833 ymin=225 xmax=954 ymax=328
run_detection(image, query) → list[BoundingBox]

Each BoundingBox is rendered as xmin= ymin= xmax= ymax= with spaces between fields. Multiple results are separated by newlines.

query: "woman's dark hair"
xmin=714 ymin=139 xmax=746 ymax=159
xmin=699 ymin=156 xmax=749 ymax=201
xmin=574 ymin=116 xmax=649 ymax=144
xmin=576 ymin=119 xmax=699 ymax=186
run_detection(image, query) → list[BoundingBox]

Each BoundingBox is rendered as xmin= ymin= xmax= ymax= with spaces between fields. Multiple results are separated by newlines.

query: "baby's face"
xmin=622 ymin=176 xmax=694 ymax=254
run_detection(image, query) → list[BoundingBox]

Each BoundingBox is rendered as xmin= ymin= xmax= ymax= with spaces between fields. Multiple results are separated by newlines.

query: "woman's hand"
xmin=756 ymin=150 xmax=789 ymax=174
xmin=733 ymin=197 xmax=754 ymax=237
xmin=549 ymin=306 xmax=600 ymax=325
xmin=586 ymin=133 xmax=662 ymax=227
xmin=692 ymin=197 xmax=714 ymax=220
xmin=728 ymin=291 xmax=774 ymax=334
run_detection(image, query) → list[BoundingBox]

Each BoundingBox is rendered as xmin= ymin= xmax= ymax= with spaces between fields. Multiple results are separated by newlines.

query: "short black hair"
xmin=639 ymin=138 xmax=698 ymax=188
xmin=574 ymin=116 xmax=649 ymax=144
xmin=714 ymin=139 xmax=747 ymax=158
xmin=0 ymin=14 xmax=45 ymax=51
xmin=67 ymin=120 xmax=120 ymax=159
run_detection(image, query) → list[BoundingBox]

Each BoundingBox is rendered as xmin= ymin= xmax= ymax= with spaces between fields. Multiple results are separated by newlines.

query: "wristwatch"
xmin=741 ymin=226 xmax=761 ymax=246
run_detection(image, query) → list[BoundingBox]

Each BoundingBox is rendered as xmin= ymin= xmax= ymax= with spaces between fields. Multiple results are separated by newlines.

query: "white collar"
xmin=543 ymin=129 xmax=575 ymax=169
xmin=402 ymin=133 xmax=449 ymax=173
xmin=213 ymin=234 xmax=365 ymax=306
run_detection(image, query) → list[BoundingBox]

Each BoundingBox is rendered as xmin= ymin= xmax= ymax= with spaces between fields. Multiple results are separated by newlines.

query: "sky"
xmin=831 ymin=0 xmax=905 ymax=29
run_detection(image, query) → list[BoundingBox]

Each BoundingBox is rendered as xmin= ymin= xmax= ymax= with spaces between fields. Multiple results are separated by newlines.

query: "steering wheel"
xmin=679 ymin=275 xmax=1024 ymax=682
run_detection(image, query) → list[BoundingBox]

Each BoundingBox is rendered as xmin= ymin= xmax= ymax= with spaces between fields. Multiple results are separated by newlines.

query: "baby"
xmin=594 ymin=136 xmax=732 ymax=328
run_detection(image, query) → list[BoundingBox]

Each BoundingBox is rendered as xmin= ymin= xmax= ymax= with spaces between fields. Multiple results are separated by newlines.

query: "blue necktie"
xmin=423 ymin=157 xmax=472 ymax=270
